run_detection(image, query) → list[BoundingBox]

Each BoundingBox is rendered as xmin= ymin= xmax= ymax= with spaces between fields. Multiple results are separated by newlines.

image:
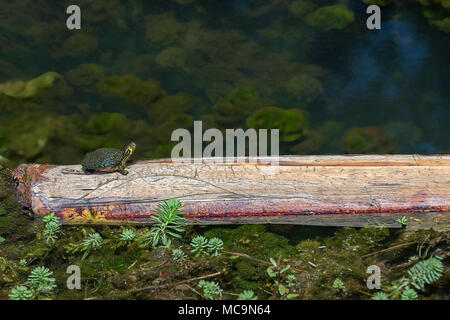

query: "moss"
xmin=363 ymin=0 xmax=393 ymax=6
xmin=0 ymin=72 xmax=62 ymax=99
xmin=60 ymin=34 xmax=98 ymax=58
xmin=155 ymin=47 xmax=186 ymax=69
xmin=324 ymin=225 xmax=390 ymax=255
xmin=65 ymin=64 xmax=105 ymax=90
xmin=87 ymin=113 xmax=128 ymax=135
xmin=285 ymin=74 xmax=324 ymax=102
xmin=433 ymin=17 xmax=450 ymax=32
xmin=288 ymin=0 xmax=317 ymax=18
xmin=145 ymin=13 xmax=188 ymax=46
xmin=342 ymin=127 xmax=397 ymax=154
xmin=204 ymin=225 xmax=295 ymax=292
xmin=306 ymin=5 xmax=355 ymax=31
xmin=247 ymin=106 xmax=309 ymax=142
xmin=212 ymin=86 xmax=262 ymax=127
xmin=98 ymin=75 xmax=164 ymax=107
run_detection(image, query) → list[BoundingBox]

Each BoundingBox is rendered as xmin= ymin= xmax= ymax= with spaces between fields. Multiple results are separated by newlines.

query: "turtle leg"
xmin=82 ymin=168 xmax=93 ymax=175
xmin=118 ymin=166 xmax=129 ymax=175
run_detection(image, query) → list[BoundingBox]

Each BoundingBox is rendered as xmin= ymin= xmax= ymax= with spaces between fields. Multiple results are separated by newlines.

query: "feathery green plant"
xmin=120 ymin=228 xmax=136 ymax=242
xmin=372 ymin=292 xmax=389 ymax=300
xmin=333 ymin=278 xmax=345 ymax=290
xmin=401 ymin=288 xmax=418 ymax=300
xmin=28 ymin=266 xmax=56 ymax=293
xmin=42 ymin=213 xmax=59 ymax=224
xmin=286 ymin=274 xmax=297 ymax=288
xmin=43 ymin=221 xmax=60 ymax=244
xmin=407 ymin=256 xmax=444 ymax=291
xmin=373 ymin=256 xmax=444 ymax=300
xmin=146 ymin=199 xmax=187 ymax=248
xmin=9 ymin=286 xmax=33 ymax=300
xmin=207 ymin=237 xmax=223 ymax=256
xmin=42 ymin=213 xmax=61 ymax=244
xmin=396 ymin=216 xmax=408 ymax=226
xmin=198 ymin=280 xmax=223 ymax=300
xmin=237 ymin=290 xmax=258 ymax=300
xmin=191 ymin=236 xmax=209 ymax=256
xmin=19 ymin=259 xmax=27 ymax=266
xmin=172 ymin=248 xmax=186 ymax=261
xmin=83 ymin=232 xmax=103 ymax=249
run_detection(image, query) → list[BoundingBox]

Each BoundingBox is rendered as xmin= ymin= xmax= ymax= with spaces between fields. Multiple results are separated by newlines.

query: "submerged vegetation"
xmin=0 ymin=197 xmax=448 ymax=300
xmin=0 ymin=0 xmax=449 ymax=167
xmin=0 ymin=0 xmax=449 ymax=300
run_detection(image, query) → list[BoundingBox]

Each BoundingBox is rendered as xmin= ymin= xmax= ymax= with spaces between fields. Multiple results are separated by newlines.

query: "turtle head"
xmin=121 ymin=142 xmax=136 ymax=164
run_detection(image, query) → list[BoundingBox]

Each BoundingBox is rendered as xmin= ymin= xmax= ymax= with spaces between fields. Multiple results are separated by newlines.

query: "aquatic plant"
xmin=341 ymin=127 xmax=396 ymax=154
xmin=286 ymin=274 xmax=297 ymax=288
xmin=267 ymin=257 xmax=294 ymax=298
xmin=401 ymin=288 xmax=419 ymax=300
xmin=65 ymin=63 xmax=105 ymax=90
xmin=333 ymin=278 xmax=345 ymax=290
xmin=59 ymin=34 xmax=98 ymax=58
xmin=27 ymin=266 xmax=56 ymax=293
xmin=191 ymin=236 xmax=209 ymax=257
xmin=407 ymin=256 xmax=444 ymax=291
xmin=98 ymin=75 xmax=163 ymax=107
xmin=8 ymin=285 xmax=33 ymax=300
xmin=147 ymin=199 xmax=187 ymax=248
xmin=372 ymin=292 xmax=389 ymax=300
xmin=306 ymin=5 xmax=354 ymax=31
xmin=285 ymin=74 xmax=324 ymax=102
xmin=43 ymin=221 xmax=60 ymax=244
xmin=204 ymin=225 xmax=295 ymax=291
xmin=397 ymin=216 xmax=408 ymax=226
xmin=207 ymin=237 xmax=224 ymax=256
xmin=212 ymin=86 xmax=262 ymax=127
xmin=288 ymin=0 xmax=317 ymax=18
xmin=120 ymin=228 xmax=136 ymax=243
xmin=0 ymin=236 xmax=4 ymax=243
xmin=172 ymin=248 xmax=186 ymax=261
xmin=42 ymin=213 xmax=61 ymax=244
xmin=375 ymin=256 xmax=444 ymax=300
xmin=198 ymin=280 xmax=223 ymax=300
xmin=83 ymin=232 xmax=103 ymax=249
xmin=19 ymin=259 xmax=27 ymax=266
xmin=0 ymin=72 xmax=62 ymax=98
xmin=247 ymin=107 xmax=309 ymax=142
xmin=237 ymin=290 xmax=258 ymax=300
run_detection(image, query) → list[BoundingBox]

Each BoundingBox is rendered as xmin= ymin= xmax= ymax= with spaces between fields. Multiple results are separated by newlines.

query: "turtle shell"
xmin=81 ymin=148 xmax=123 ymax=171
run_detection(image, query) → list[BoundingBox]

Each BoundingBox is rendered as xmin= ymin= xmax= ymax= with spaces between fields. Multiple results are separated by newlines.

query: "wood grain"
xmin=13 ymin=155 xmax=450 ymax=227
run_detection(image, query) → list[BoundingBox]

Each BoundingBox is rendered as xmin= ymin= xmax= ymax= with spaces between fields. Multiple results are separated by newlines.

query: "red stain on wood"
xmin=11 ymin=156 xmax=450 ymax=225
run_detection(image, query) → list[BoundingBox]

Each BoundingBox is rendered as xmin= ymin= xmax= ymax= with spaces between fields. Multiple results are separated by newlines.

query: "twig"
xmin=362 ymin=242 xmax=413 ymax=258
xmin=390 ymin=251 xmax=450 ymax=270
xmin=222 ymin=250 xmax=303 ymax=272
xmin=131 ymin=271 xmax=222 ymax=292
xmin=222 ymin=250 xmax=272 ymax=265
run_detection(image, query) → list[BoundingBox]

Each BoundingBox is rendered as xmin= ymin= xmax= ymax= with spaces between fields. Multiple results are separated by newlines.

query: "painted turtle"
xmin=81 ymin=142 xmax=136 ymax=175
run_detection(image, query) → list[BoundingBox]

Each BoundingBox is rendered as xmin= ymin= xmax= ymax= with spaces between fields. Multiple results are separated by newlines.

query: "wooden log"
xmin=12 ymin=155 xmax=450 ymax=228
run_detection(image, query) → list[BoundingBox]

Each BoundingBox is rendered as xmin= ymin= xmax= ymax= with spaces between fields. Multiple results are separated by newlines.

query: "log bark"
xmin=11 ymin=155 xmax=450 ymax=228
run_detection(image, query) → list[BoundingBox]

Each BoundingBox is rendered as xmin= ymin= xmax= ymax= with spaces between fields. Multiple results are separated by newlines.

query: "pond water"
xmin=0 ymin=0 xmax=449 ymax=166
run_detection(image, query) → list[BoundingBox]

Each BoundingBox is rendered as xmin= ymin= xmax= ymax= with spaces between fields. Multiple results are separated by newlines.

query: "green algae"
xmin=246 ymin=106 xmax=309 ymax=142
xmin=0 ymin=72 xmax=62 ymax=99
xmin=342 ymin=127 xmax=397 ymax=154
xmin=306 ymin=5 xmax=355 ymax=31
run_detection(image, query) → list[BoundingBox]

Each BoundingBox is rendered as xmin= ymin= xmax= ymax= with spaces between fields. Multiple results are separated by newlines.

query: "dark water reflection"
xmin=0 ymin=1 xmax=448 ymax=166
